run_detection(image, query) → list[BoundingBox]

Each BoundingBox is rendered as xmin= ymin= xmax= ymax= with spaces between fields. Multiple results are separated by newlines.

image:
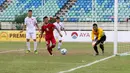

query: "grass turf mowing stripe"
xmin=58 ymin=55 xmax=115 ymax=73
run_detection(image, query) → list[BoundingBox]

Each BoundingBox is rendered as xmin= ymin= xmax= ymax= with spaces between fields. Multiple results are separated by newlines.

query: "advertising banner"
xmin=0 ymin=31 xmax=45 ymax=41
xmin=0 ymin=31 xmax=130 ymax=42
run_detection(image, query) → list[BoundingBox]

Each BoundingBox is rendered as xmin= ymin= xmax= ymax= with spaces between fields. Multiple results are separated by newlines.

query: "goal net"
xmin=115 ymin=0 xmax=130 ymax=56
xmin=91 ymin=0 xmax=130 ymax=56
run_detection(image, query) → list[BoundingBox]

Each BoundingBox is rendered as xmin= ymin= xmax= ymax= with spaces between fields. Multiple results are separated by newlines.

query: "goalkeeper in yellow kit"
xmin=91 ymin=23 xmax=106 ymax=56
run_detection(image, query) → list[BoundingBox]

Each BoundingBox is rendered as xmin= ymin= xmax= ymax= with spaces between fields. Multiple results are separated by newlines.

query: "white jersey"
xmin=54 ymin=22 xmax=64 ymax=40
xmin=24 ymin=16 xmax=37 ymax=32
xmin=54 ymin=22 xmax=64 ymax=34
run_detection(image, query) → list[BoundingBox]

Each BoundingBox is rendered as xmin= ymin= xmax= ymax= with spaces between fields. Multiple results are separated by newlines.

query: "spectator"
xmin=110 ymin=16 xmax=114 ymax=22
xmin=7 ymin=0 xmax=12 ymax=3
xmin=126 ymin=16 xmax=130 ymax=22
xmin=0 ymin=5 xmax=3 ymax=12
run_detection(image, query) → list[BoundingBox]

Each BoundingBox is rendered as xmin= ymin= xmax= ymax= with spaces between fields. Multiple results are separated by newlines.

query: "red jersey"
xmin=41 ymin=23 xmax=55 ymax=39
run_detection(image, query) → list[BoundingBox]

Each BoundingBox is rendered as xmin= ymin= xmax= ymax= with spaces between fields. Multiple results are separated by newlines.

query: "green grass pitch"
xmin=0 ymin=42 xmax=129 ymax=73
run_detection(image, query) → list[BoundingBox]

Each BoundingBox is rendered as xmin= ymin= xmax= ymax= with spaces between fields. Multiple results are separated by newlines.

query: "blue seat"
xmin=17 ymin=0 xmax=26 ymax=4
xmin=65 ymin=0 xmax=120 ymax=22
xmin=57 ymin=0 xmax=67 ymax=8
xmin=0 ymin=0 xmax=5 ymax=5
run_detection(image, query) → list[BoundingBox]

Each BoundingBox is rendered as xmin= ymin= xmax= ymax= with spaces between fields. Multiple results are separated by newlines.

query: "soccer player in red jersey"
xmin=39 ymin=16 xmax=62 ymax=56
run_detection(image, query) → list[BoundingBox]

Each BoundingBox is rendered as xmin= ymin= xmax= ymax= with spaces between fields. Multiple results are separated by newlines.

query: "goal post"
xmin=114 ymin=0 xmax=130 ymax=56
xmin=91 ymin=0 xmax=130 ymax=56
xmin=114 ymin=0 xmax=118 ymax=55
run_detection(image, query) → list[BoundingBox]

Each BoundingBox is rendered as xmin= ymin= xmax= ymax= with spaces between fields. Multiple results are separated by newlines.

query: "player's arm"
xmin=55 ymin=26 xmax=62 ymax=37
xmin=36 ymin=23 xmax=40 ymax=32
xmin=62 ymin=23 xmax=67 ymax=35
xmin=22 ymin=24 xmax=26 ymax=31
xmin=91 ymin=30 xmax=95 ymax=41
xmin=35 ymin=18 xmax=40 ymax=32
xmin=39 ymin=27 xmax=44 ymax=43
xmin=20 ymin=19 xmax=26 ymax=33
xmin=91 ymin=31 xmax=96 ymax=46
xmin=62 ymin=27 xmax=67 ymax=35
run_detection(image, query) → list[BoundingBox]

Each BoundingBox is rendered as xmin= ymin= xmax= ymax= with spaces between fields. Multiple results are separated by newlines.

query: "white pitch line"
xmin=0 ymin=49 xmax=24 ymax=54
xmin=58 ymin=55 xmax=115 ymax=73
xmin=0 ymin=61 xmax=84 ymax=65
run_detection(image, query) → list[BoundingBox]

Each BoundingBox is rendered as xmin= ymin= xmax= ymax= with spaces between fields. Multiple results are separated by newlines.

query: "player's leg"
xmin=57 ymin=36 xmax=62 ymax=50
xmin=99 ymin=43 xmax=104 ymax=54
xmin=50 ymin=37 xmax=56 ymax=55
xmin=99 ymin=35 xmax=106 ymax=54
xmin=46 ymin=40 xmax=53 ymax=55
xmin=54 ymin=35 xmax=59 ymax=50
xmin=32 ymin=32 xmax=38 ymax=54
xmin=93 ymin=45 xmax=99 ymax=55
xmin=26 ymin=32 xmax=31 ymax=53
xmin=46 ymin=40 xmax=52 ymax=55
xmin=93 ymin=37 xmax=99 ymax=55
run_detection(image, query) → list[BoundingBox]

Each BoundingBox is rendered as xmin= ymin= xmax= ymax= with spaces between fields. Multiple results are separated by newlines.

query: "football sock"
xmin=94 ymin=45 xmax=99 ymax=54
xmin=47 ymin=47 xmax=52 ymax=55
xmin=47 ymin=45 xmax=52 ymax=55
xmin=58 ymin=42 xmax=62 ymax=49
xmin=100 ymin=44 xmax=104 ymax=53
xmin=26 ymin=42 xmax=30 ymax=50
xmin=34 ymin=41 xmax=37 ymax=51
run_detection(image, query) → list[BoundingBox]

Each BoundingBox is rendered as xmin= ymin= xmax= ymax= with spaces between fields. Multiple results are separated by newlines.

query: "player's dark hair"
xmin=56 ymin=17 xmax=60 ymax=19
xmin=43 ymin=16 xmax=48 ymax=20
xmin=93 ymin=23 xmax=98 ymax=27
xmin=28 ymin=10 xmax=32 ymax=12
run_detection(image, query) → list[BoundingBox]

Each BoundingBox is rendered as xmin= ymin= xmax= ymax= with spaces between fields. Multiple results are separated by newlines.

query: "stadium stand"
xmin=0 ymin=0 xmax=130 ymax=22
xmin=0 ymin=0 xmax=68 ymax=21
xmin=62 ymin=0 xmax=130 ymax=22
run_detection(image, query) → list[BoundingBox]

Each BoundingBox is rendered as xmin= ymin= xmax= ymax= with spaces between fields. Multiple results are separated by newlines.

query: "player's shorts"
xmin=45 ymin=37 xmax=56 ymax=45
xmin=95 ymin=35 xmax=106 ymax=44
xmin=26 ymin=31 xmax=36 ymax=39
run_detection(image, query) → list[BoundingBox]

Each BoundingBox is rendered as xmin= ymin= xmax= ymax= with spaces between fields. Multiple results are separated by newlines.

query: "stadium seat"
xmin=61 ymin=0 xmax=129 ymax=22
xmin=0 ymin=0 xmax=5 ymax=5
xmin=0 ymin=0 xmax=130 ymax=22
xmin=0 ymin=0 xmax=68 ymax=21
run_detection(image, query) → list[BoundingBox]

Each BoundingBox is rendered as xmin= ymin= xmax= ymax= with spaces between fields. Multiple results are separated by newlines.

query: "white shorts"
xmin=26 ymin=31 xmax=36 ymax=39
xmin=54 ymin=34 xmax=62 ymax=41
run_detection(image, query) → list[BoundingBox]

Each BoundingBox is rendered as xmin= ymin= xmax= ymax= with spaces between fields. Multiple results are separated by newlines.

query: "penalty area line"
xmin=58 ymin=55 xmax=115 ymax=73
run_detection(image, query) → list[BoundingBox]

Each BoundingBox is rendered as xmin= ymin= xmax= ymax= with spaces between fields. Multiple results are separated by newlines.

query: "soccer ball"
xmin=60 ymin=48 xmax=67 ymax=55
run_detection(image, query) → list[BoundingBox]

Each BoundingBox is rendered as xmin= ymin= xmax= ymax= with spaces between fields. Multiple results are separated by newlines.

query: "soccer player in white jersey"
xmin=54 ymin=17 xmax=67 ymax=50
xmin=20 ymin=10 xmax=40 ymax=54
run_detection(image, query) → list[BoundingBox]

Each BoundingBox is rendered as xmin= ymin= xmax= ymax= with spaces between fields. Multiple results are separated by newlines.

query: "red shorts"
xmin=45 ymin=37 xmax=56 ymax=45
